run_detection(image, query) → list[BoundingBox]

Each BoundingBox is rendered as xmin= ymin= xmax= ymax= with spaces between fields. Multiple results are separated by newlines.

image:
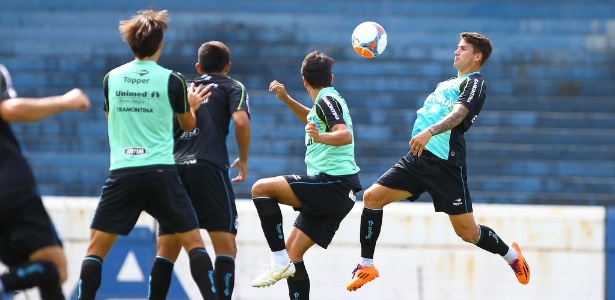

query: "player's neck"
xmin=307 ymin=87 xmax=320 ymax=103
xmin=458 ymin=67 xmax=480 ymax=77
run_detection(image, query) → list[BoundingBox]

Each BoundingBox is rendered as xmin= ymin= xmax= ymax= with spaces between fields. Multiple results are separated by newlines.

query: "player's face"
xmin=453 ymin=39 xmax=479 ymax=73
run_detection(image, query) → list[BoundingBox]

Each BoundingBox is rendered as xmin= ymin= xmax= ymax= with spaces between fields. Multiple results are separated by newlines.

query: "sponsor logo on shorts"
xmin=177 ymin=159 xmax=197 ymax=165
xmin=348 ymin=190 xmax=356 ymax=201
xmin=453 ymin=198 xmax=462 ymax=206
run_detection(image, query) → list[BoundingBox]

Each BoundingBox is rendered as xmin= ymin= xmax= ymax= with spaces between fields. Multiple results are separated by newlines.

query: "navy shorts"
xmin=284 ymin=173 xmax=359 ymax=248
xmin=159 ymin=160 xmax=238 ymax=235
xmin=376 ymin=151 xmax=473 ymax=215
xmin=91 ymin=165 xmax=198 ymax=235
xmin=0 ymin=185 xmax=63 ymax=267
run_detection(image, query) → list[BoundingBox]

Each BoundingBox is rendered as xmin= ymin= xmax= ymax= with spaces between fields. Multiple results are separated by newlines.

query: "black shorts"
xmin=376 ymin=151 xmax=473 ymax=215
xmin=0 ymin=185 xmax=63 ymax=267
xmin=160 ymin=160 xmax=238 ymax=235
xmin=284 ymin=173 xmax=359 ymax=248
xmin=91 ymin=165 xmax=198 ymax=235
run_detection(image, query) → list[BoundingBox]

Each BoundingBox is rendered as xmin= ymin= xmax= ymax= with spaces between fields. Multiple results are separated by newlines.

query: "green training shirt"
xmin=104 ymin=60 xmax=190 ymax=170
xmin=305 ymin=87 xmax=360 ymax=176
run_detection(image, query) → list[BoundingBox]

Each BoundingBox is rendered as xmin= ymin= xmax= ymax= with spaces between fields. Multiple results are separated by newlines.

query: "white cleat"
xmin=251 ymin=262 xmax=296 ymax=288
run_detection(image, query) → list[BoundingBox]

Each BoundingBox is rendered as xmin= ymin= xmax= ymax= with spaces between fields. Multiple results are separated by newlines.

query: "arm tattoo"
xmin=428 ymin=105 xmax=469 ymax=136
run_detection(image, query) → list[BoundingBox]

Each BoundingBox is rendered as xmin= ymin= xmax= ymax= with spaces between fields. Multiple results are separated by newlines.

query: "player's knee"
xmin=454 ymin=226 xmax=479 ymax=244
xmin=362 ymin=189 xmax=381 ymax=208
xmin=251 ymin=179 xmax=269 ymax=197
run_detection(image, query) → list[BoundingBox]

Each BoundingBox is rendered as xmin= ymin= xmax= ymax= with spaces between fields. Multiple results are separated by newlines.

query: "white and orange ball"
xmin=351 ymin=21 xmax=388 ymax=58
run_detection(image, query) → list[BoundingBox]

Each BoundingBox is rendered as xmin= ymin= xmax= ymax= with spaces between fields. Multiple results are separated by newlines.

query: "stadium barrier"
xmin=1 ymin=197 xmax=607 ymax=300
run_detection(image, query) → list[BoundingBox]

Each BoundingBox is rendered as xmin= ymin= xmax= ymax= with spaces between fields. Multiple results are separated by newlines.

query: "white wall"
xmin=2 ymin=198 xmax=605 ymax=300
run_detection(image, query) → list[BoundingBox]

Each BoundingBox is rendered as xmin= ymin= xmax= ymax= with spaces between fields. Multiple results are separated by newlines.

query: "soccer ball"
xmin=351 ymin=21 xmax=388 ymax=58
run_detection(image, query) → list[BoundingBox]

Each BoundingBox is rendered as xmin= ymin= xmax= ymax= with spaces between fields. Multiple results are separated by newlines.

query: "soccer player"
xmin=149 ymin=40 xmax=250 ymax=300
xmin=76 ymin=9 xmax=217 ymax=300
xmin=346 ymin=32 xmax=530 ymax=292
xmin=0 ymin=64 xmax=91 ymax=299
xmin=250 ymin=51 xmax=362 ymax=300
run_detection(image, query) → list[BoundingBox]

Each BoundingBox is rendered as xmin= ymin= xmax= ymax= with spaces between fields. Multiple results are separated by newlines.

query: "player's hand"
xmin=305 ymin=121 xmax=320 ymax=143
xmin=187 ymin=82 xmax=212 ymax=111
xmin=409 ymin=129 xmax=432 ymax=157
xmin=230 ymin=157 xmax=247 ymax=182
xmin=269 ymin=80 xmax=290 ymax=102
xmin=62 ymin=88 xmax=91 ymax=111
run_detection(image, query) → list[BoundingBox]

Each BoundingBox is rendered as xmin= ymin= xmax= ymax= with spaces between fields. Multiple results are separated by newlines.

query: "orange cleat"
xmin=346 ymin=264 xmax=379 ymax=291
xmin=509 ymin=242 xmax=530 ymax=284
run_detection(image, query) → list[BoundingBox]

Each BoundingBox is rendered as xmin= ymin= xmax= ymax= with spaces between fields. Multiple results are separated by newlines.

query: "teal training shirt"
xmin=305 ymin=87 xmax=360 ymax=176
xmin=104 ymin=60 xmax=190 ymax=170
xmin=412 ymin=72 xmax=486 ymax=162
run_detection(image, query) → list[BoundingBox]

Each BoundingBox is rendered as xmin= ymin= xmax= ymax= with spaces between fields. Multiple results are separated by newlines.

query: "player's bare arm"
xmin=0 ymin=88 xmax=90 ymax=122
xmin=307 ymin=122 xmax=351 ymax=146
xmin=409 ymin=103 xmax=469 ymax=156
xmin=231 ymin=109 xmax=250 ymax=182
xmin=269 ymin=80 xmax=310 ymax=123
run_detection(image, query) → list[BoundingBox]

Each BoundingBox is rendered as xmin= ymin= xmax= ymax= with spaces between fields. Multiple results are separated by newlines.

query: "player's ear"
xmin=224 ymin=62 xmax=231 ymax=73
xmin=330 ymin=74 xmax=334 ymax=84
xmin=474 ymin=52 xmax=482 ymax=63
xmin=195 ymin=63 xmax=202 ymax=74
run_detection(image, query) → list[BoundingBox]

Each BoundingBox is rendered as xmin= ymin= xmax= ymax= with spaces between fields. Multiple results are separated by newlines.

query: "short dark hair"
xmin=197 ymin=41 xmax=230 ymax=73
xmin=119 ymin=9 xmax=169 ymax=59
xmin=460 ymin=32 xmax=492 ymax=66
xmin=301 ymin=51 xmax=334 ymax=88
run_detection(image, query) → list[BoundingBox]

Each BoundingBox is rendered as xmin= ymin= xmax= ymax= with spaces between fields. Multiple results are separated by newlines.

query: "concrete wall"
xmin=1 ymin=198 xmax=605 ymax=300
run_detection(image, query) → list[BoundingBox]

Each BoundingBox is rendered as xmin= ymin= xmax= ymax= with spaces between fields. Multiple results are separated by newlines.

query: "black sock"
xmin=287 ymin=260 xmax=309 ymax=300
xmin=214 ymin=255 xmax=235 ymax=300
xmin=360 ymin=207 xmax=383 ymax=259
xmin=188 ymin=248 xmax=216 ymax=300
xmin=148 ymin=256 xmax=174 ymax=300
xmin=253 ymin=197 xmax=286 ymax=251
xmin=39 ymin=284 xmax=64 ymax=300
xmin=474 ymin=224 xmax=509 ymax=256
xmin=77 ymin=255 xmax=103 ymax=300
xmin=0 ymin=261 xmax=59 ymax=292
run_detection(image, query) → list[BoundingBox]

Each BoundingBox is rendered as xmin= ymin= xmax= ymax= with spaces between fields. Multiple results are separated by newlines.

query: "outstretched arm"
xmin=269 ymin=80 xmax=310 ymax=124
xmin=0 ymin=88 xmax=91 ymax=122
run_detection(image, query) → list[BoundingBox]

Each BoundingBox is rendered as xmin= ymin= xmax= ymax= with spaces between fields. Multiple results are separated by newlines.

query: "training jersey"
xmin=305 ymin=87 xmax=360 ymax=176
xmin=412 ymin=72 xmax=486 ymax=163
xmin=103 ymin=60 xmax=191 ymax=171
xmin=0 ymin=64 xmax=36 ymax=190
xmin=174 ymin=74 xmax=250 ymax=170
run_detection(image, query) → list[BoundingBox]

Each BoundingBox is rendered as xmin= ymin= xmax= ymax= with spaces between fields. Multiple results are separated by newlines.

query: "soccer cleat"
xmin=346 ymin=264 xmax=379 ymax=291
xmin=509 ymin=242 xmax=530 ymax=284
xmin=251 ymin=262 xmax=296 ymax=288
